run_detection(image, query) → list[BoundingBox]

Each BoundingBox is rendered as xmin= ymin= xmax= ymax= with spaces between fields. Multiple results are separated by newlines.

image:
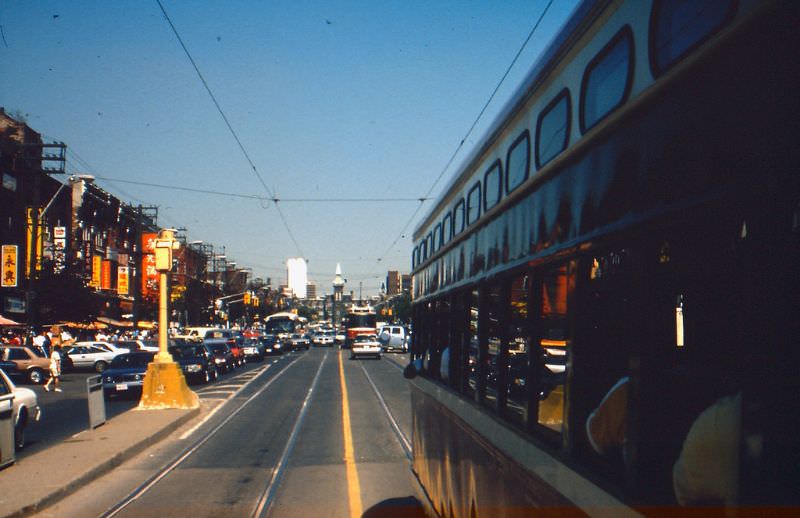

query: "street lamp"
xmin=139 ymin=228 xmax=198 ymax=410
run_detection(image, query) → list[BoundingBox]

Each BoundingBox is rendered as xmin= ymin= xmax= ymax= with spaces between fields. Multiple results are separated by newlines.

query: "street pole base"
xmin=138 ymin=360 xmax=199 ymax=410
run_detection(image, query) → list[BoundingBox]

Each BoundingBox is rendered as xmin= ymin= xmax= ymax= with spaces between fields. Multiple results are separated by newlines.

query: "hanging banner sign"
xmin=25 ymin=207 xmax=43 ymax=277
xmin=117 ymin=266 xmax=129 ymax=295
xmin=141 ymin=232 xmax=158 ymax=300
xmin=1 ymin=245 xmax=18 ymax=288
xmin=53 ymin=226 xmax=66 ymax=239
xmin=90 ymin=255 xmax=102 ymax=288
xmin=101 ymin=260 xmax=112 ymax=290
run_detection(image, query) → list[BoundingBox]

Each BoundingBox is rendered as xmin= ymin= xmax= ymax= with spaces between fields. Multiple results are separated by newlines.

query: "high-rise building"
xmin=386 ymin=270 xmax=402 ymax=295
xmin=286 ymin=257 xmax=307 ymax=299
xmin=306 ymin=283 xmax=317 ymax=299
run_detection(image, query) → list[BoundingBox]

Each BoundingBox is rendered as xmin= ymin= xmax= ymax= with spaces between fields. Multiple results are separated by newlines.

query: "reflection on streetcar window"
xmin=483 ymin=283 xmax=503 ymax=409
xmin=538 ymin=264 xmax=570 ymax=432
xmin=505 ymin=273 xmax=530 ymax=426
xmin=465 ymin=288 xmax=480 ymax=398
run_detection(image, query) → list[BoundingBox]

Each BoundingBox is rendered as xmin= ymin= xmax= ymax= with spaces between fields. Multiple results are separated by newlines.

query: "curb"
xmin=2 ymin=407 xmax=200 ymax=518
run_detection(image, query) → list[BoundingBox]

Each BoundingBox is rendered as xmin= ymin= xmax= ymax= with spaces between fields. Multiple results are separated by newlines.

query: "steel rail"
xmin=358 ymin=360 xmax=412 ymax=458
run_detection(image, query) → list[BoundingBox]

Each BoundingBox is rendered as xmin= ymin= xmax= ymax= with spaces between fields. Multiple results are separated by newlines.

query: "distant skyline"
xmin=1 ymin=0 xmax=579 ymax=295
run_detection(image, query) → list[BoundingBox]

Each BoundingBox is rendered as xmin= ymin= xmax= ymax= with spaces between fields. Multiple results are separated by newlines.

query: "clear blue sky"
xmin=1 ymin=0 xmax=579 ymax=296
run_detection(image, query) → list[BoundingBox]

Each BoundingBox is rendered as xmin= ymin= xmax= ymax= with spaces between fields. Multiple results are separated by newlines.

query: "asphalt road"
xmin=34 ymin=347 xmax=423 ymax=518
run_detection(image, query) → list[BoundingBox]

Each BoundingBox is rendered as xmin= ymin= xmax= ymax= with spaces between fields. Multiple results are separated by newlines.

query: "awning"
xmin=0 ymin=314 xmax=21 ymax=326
xmin=96 ymin=316 xmax=133 ymax=328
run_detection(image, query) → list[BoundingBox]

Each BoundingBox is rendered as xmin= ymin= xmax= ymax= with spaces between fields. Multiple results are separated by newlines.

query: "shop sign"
xmin=90 ymin=255 xmax=102 ymax=288
xmin=141 ymin=233 xmax=158 ymax=300
xmin=1 ymin=245 xmax=18 ymax=288
xmin=101 ymin=260 xmax=112 ymax=290
xmin=53 ymin=226 xmax=66 ymax=239
xmin=4 ymin=296 xmax=25 ymax=314
xmin=117 ymin=266 xmax=129 ymax=295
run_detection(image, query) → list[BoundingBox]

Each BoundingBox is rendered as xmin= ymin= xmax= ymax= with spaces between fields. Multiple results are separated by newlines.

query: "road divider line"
xmin=252 ymin=351 xmax=328 ymax=518
xmin=339 ymin=351 xmax=364 ymax=518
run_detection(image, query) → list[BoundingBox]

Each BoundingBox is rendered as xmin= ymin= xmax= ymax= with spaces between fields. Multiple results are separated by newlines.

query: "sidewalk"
xmin=0 ymin=405 xmax=200 ymax=518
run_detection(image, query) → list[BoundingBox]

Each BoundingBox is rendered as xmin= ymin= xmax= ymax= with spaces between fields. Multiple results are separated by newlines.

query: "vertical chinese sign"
xmin=25 ymin=208 xmax=43 ymax=277
xmin=117 ymin=266 xmax=129 ymax=296
xmin=101 ymin=260 xmax=112 ymax=290
xmin=90 ymin=255 xmax=102 ymax=288
xmin=141 ymin=233 xmax=158 ymax=301
xmin=2 ymin=245 xmax=18 ymax=288
xmin=53 ymin=226 xmax=67 ymax=274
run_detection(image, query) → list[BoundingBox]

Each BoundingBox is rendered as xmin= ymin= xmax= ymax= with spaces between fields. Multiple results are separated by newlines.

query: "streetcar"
xmin=263 ymin=312 xmax=305 ymax=346
xmin=406 ymin=0 xmax=799 ymax=515
xmin=342 ymin=304 xmax=378 ymax=349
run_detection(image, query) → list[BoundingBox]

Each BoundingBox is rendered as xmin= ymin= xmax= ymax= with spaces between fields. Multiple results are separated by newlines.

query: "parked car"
xmin=73 ymin=341 xmax=131 ymax=356
xmin=178 ymin=326 xmax=218 ymax=342
xmin=290 ymin=333 xmax=310 ymax=350
xmin=0 ymin=359 xmax=24 ymax=384
xmin=62 ymin=344 xmax=120 ymax=372
xmin=350 ymin=334 xmax=382 ymax=360
xmin=377 ymin=325 xmax=409 ymax=353
xmin=114 ymin=339 xmax=159 ymax=353
xmin=169 ymin=343 xmax=217 ymax=384
xmin=0 ymin=367 xmax=41 ymax=450
xmin=102 ymin=352 xmax=155 ymax=398
xmin=206 ymin=343 xmax=235 ymax=373
xmin=241 ymin=338 xmax=265 ymax=362
xmin=259 ymin=335 xmax=283 ymax=356
xmin=1 ymin=345 xmax=51 ymax=384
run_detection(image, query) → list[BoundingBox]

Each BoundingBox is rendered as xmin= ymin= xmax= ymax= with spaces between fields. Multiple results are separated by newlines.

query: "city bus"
xmin=263 ymin=312 xmax=305 ymax=342
xmin=407 ymin=0 xmax=799 ymax=515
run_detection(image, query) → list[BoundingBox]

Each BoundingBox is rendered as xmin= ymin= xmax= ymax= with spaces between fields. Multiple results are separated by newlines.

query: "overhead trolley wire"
xmin=377 ymin=0 xmax=556 ymax=263
xmin=155 ymin=0 xmax=304 ymax=257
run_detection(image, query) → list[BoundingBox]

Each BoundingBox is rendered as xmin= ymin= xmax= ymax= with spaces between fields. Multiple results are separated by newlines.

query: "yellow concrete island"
xmin=138 ymin=228 xmax=199 ymax=410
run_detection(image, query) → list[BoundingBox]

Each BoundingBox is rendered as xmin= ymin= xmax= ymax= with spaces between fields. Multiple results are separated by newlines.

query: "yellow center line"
xmin=339 ymin=350 xmax=363 ymax=518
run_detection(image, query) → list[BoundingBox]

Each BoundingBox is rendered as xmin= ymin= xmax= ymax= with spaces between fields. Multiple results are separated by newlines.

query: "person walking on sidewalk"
xmin=43 ymin=345 xmax=63 ymax=392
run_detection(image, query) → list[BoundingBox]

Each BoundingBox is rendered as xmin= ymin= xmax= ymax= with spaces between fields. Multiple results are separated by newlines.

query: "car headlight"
xmin=215 ymin=358 xmax=224 ymax=364
xmin=135 ymin=374 xmax=142 ymax=381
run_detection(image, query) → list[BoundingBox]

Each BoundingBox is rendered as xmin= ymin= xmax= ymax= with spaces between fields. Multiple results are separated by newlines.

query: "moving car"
xmin=259 ymin=335 xmax=283 ymax=356
xmin=314 ymin=331 xmax=334 ymax=347
xmin=377 ymin=325 xmax=409 ymax=353
xmin=289 ymin=333 xmax=310 ymax=350
xmin=241 ymin=338 xmax=265 ymax=362
xmin=0 ymin=366 xmax=41 ymax=450
xmin=206 ymin=343 xmax=235 ymax=373
xmin=62 ymin=344 xmax=120 ymax=372
xmin=350 ymin=334 xmax=382 ymax=360
xmin=169 ymin=343 xmax=217 ymax=384
xmin=102 ymin=352 xmax=155 ymax=398
xmin=0 ymin=345 xmax=51 ymax=384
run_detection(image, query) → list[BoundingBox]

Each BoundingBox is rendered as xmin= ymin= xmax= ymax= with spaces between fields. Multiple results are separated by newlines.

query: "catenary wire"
xmin=155 ymin=0 xmax=304 ymax=257
xmin=376 ymin=0 xmax=555 ymax=263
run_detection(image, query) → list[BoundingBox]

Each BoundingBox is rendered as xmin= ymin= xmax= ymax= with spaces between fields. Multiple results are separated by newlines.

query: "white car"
xmin=377 ymin=325 xmax=409 ymax=353
xmin=314 ymin=332 xmax=334 ymax=347
xmin=63 ymin=344 xmax=120 ymax=372
xmin=0 ymin=367 xmax=41 ymax=450
xmin=350 ymin=335 xmax=382 ymax=360
xmin=73 ymin=341 xmax=131 ymax=355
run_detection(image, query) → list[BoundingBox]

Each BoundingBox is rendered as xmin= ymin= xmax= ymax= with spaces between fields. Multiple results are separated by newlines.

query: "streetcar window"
xmin=536 ymin=89 xmax=571 ymax=168
xmin=432 ymin=224 xmax=441 ymax=253
xmin=483 ymin=160 xmax=503 ymax=212
xmin=505 ymin=130 xmax=531 ymax=194
xmin=453 ymin=199 xmax=466 ymax=236
xmin=467 ymin=182 xmax=481 ymax=226
xmin=420 ymin=238 xmax=428 ymax=262
xmin=504 ymin=273 xmax=531 ymax=427
xmin=650 ymin=0 xmax=735 ymax=77
xmin=442 ymin=213 xmax=452 ymax=246
xmin=536 ymin=264 xmax=572 ymax=433
xmin=465 ymin=288 xmax=480 ymax=399
xmin=580 ymin=26 xmax=634 ymax=133
xmin=412 ymin=247 xmax=418 ymax=269
xmin=483 ymin=283 xmax=504 ymax=410
xmin=426 ymin=232 xmax=433 ymax=259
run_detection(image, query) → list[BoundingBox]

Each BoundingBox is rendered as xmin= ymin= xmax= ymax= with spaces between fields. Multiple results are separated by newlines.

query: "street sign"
xmin=1 ymin=245 xmax=18 ymax=288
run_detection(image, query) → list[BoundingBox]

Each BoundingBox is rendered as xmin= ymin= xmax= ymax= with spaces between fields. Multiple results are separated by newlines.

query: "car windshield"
xmin=169 ymin=346 xmax=202 ymax=359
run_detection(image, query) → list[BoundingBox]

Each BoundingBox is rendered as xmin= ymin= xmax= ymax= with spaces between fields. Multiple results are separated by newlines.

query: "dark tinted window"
xmin=536 ymin=89 xmax=571 ymax=168
xmin=453 ymin=199 xmax=466 ymax=236
xmin=420 ymin=238 xmax=428 ymax=261
xmin=433 ymin=223 xmax=442 ymax=253
xmin=426 ymin=232 xmax=434 ymax=258
xmin=581 ymin=27 xmax=634 ymax=132
xmin=442 ymin=214 xmax=452 ymax=246
xmin=412 ymin=247 xmax=418 ymax=268
xmin=505 ymin=131 xmax=530 ymax=194
xmin=650 ymin=0 xmax=735 ymax=76
xmin=483 ymin=161 xmax=503 ymax=212
xmin=467 ymin=182 xmax=481 ymax=226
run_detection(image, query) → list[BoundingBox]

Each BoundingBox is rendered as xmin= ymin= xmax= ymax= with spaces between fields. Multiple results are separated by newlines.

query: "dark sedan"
xmin=102 ymin=352 xmax=155 ymax=398
xmin=169 ymin=343 xmax=217 ymax=384
xmin=241 ymin=338 xmax=265 ymax=362
xmin=259 ymin=335 xmax=283 ymax=356
xmin=206 ymin=343 xmax=235 ymax=373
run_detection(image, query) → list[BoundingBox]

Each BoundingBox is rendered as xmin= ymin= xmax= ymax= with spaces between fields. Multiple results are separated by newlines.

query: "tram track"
xmin=98 ymin=352 xmax=312 ymax=518
xmin=358 ymin=359 xmax=412 ymax=459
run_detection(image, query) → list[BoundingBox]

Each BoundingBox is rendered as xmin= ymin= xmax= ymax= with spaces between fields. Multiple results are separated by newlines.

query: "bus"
xmin=343 ymin=305 xmax=377 ymax=349
xmin=263 ymin=312 xmax=305 ymax=342
xmin=406 ymin=0 xmax=799 ymax=515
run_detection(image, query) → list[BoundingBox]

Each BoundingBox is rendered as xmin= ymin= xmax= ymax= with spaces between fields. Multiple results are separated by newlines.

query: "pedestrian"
xmin=43 ymin=345 xmax=63 ymax=392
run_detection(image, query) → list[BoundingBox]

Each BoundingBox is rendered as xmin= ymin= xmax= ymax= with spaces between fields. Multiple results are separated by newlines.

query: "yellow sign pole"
xmin=138 ymin=229 xmax=198 ymax=410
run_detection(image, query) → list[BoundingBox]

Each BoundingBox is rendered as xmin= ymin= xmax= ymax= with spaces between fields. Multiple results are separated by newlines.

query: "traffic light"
xmin=244 ymin=291 xmax=251 ymax=305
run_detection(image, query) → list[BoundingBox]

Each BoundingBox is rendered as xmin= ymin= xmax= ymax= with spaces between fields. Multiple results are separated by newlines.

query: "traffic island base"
xmin=138 ymin=360 xmax=200 ymax=410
